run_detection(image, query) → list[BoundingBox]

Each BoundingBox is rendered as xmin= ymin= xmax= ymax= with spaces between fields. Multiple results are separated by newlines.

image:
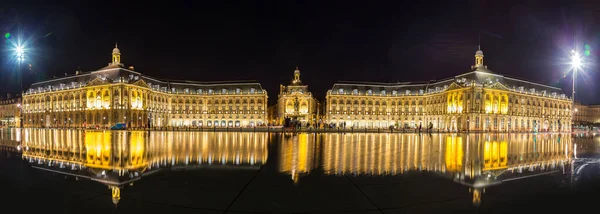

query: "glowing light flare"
xmin=571 ymin=52 xmax=582 ymax=70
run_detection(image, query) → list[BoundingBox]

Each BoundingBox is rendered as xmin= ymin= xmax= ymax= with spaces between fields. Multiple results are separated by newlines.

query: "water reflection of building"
xmin=18 ymin=129 xmax=268 ymax=206
xmin=278 ymin=133 xmax=319 ymax=183
xmin=281 ymin=133 xmax=573 ymax=206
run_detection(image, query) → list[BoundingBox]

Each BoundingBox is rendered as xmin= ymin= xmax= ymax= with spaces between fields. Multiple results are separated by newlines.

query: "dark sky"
xmin=1 ymin=0 xmax=600 ymax=105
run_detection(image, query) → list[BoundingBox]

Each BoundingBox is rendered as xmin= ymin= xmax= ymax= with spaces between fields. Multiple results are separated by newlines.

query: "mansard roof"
xmin=329 ymin=70 xmax=567 ymax=99
xmin=26 ymin=66 xmax=266 ymax=95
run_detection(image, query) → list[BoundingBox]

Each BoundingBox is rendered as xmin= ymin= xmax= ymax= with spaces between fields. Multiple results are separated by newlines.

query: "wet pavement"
xmin=1 ymin=129 xmax=600 ymax=213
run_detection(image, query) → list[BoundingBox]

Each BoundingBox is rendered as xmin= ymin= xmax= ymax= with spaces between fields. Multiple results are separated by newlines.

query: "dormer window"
xmin=338 ymin=88 xmax=344 ymax=94
xmin=392 ymin=90 xmax=397 ymax=95
xmin=171 ymin=88 xmax=176 ymax=93
xmin=197 ymin=89 xmax=203 ymax=94
xmin=353 ymin=89 xmax=358 ymax=95
xmin=367 ymin=89 xmax=372 ymax=95
xmin=236 ymin=88 xmax=241 ymax=94
xmin=222 ymin=88 xmax=228 ymax=94
xmin=405 ymin=90 xmax=411 ymax=95
xmin=250 ymin=88 xmax=255 ymax=94
xmin=184 ymin=88 xmax=190 ymax=94
xmin=381 ymin=90 xmax=386 ymax=96
xmin=208 ymin=89 xmax=214 ymax=94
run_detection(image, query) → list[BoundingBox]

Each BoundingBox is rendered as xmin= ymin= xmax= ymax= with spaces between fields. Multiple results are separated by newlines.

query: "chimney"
xmin=128 ymin=66 xmax=135 ymax=70
xmin=7 ymin=93 xmax=11 ymax=99
xmin=76 ymin=70 xmax=81 ymax=75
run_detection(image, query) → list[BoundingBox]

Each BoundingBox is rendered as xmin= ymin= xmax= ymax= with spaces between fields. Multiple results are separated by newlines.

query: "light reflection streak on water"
xmin=0 ymin=129 xmax=590 ymax=207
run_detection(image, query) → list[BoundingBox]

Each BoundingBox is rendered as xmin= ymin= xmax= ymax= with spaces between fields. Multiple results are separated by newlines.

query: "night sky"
xmin=1 ymin=1 xmax=599 ymax=105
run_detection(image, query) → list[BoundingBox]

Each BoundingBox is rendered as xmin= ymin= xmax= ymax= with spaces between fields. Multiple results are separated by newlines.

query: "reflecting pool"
xmin=1 ymin=129 xmax=599 ymax=213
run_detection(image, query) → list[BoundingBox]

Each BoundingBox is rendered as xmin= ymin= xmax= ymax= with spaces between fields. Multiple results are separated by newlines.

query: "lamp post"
xmin=570 ymin=50 xmax=582 ymax=104
xmin=15 ymin=45 xmax=25 ymax=128
xmin=570 ymin=50 xmax=583 ymax=130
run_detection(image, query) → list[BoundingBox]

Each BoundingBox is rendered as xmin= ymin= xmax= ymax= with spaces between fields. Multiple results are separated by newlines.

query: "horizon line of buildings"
xmin=0 ymin=44 xmax=597 ymax=131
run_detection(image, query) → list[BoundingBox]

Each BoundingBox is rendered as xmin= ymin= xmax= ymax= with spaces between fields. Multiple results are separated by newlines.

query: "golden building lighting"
xmin=21 ymin=44 xmax=268 ymax=128
xmin=17 ymin=130 xmax=268 ymax=206
xmin=316 ymin=132 xmax=573 ymax=205
xmin=0 ymin=95 xmax=21 ymax=128
xmin=278 ymin=133 xmax=319 ymax=183
xmin=572 ymin=102 xmax=600 ymax=126
xmin=326 ymin=47 xmax=572 ymax=132
xmin=273 ymin=67 xmax=319 ymax=125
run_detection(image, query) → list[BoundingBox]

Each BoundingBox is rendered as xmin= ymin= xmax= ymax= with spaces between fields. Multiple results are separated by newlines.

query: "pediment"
xmin=87 ymin=77 xmax=108 ymax=86
xmin=131 ymin=79 xmax=150 ymax=88
xmin=444 ymin=82 xmax=463 ymax=91
xmin=487 ymin=82 xmax=510 ymax=91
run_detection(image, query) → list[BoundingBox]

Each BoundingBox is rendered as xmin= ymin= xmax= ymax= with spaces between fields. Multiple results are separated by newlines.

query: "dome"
xmin=476 ymin=49 xmax=483 ymax=55
xmin=294 ymin=66 xmax=300 ymax=74
xmin=112 ymin=43 xmax=120 ymax=54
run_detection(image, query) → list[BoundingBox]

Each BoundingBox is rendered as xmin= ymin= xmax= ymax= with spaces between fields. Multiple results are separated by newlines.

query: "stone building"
xmin=0 ymin=94 xmax=21 ymax=127
xmin=325 ymin=47 xmax=573 ymax=132
xmin=275 ymin=67 xmax=319 ymax=125
xmin=21 ymin=44 xmax=268 ymax=128
xmin=573 ymin=102 xmax=600 ymax=125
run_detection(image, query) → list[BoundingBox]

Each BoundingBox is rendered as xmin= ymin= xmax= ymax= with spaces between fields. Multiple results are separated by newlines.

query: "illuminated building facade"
xmin=573 ymin=102 xmax=600 ymax=125
xmin=21 ymin=44 xmax=268 ymax=128
xmin=0 ymin=95 xmax=21 ymax=127
xmin=326 ymin=48 xmax=573 ymax=132
xmin=275 ymin=67 xmax=319 ymax=125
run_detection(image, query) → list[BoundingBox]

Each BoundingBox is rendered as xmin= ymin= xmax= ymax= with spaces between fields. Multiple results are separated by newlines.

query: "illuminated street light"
xmin=571 ymin=52 xmax=582 ymax=70
xmin=570 ymin=50 xmax=584 ymax=104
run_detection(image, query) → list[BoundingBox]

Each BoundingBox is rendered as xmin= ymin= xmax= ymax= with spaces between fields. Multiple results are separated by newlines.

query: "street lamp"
xmin=13 ymin=44 xmax=26 ymax=128
xmin=570 ymin=50 xmax=583 ymax=103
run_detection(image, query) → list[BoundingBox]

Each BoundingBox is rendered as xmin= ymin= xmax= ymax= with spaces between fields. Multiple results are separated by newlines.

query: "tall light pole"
xmin=570 ymin=50 xmax=584 ymax=131
xmin=16 ymin=45 xmax=25 ymax=85
xmin=15 ymin=45 xmax=25 ymax=128
xmin=570 ymin=50 xmax=582 ymax=103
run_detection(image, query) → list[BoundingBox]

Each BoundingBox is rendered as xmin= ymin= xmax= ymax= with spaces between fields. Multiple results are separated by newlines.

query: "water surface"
xmin=1 ymin=129 xmax=599 ymax=213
